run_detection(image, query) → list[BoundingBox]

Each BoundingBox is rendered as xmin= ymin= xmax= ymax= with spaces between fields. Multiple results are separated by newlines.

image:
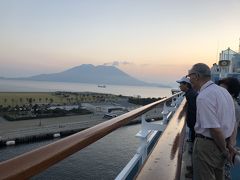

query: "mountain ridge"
xmin=1 ymin=64 xmax=170 ymax=87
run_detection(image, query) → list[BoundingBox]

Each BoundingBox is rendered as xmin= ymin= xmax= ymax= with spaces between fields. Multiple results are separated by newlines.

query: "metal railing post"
xmin=135 ymin=114 xmax=148 ymax=164
xmin=162 ymin=103 xmax=169 ymax=124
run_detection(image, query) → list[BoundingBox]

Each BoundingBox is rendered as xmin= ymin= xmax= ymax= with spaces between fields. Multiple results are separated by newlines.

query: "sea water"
xmin=0 ymin=79 xmax=172 ymax=98
xmin=0 ymin=124 xmax=140 ymax=180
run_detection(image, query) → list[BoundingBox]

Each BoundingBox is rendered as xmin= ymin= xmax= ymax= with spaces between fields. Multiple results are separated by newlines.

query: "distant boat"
xmin=98 ymin=85 xmax=106 ymax=88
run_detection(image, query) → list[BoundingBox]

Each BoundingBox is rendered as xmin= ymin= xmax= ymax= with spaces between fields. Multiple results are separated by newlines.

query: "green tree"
xmin=28 ymin=98 xmax=33 ymax=104
xmin=49 ymin=98 xmax=53 ymax=104
xmin=11 ymin=98 xmax=14 ymax=106
xmin=19 ymin=98 xmax=23 ymax=104
xmin=4 ymin=98 xmax=7 ymax=105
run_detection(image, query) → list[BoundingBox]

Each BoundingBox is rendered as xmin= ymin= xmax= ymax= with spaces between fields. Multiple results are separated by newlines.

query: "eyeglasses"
xmin=185 ymin=73 xmax=196 ymax=78
xmin=186 ymin=70 xmax=199 ymax=78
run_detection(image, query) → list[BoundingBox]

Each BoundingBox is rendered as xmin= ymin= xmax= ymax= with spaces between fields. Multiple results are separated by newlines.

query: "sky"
xmin=0 ymin=0 xmax=240 ymax=86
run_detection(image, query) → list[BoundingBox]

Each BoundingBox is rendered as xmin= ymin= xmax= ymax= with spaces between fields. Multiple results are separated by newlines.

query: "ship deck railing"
xmin=0 ymin=92 xmax=186 ymax=180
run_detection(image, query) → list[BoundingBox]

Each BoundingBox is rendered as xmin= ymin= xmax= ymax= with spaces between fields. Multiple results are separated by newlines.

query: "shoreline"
xmin=0 ymin=91 xmax=120 ymax=108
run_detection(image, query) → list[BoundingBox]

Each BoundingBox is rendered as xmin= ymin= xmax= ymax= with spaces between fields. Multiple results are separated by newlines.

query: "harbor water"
xmin=0 ymin=124 xmax=141 ymax=180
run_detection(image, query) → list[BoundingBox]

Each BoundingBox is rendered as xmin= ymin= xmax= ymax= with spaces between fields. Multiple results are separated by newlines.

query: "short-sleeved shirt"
xmin=194 ymin=80 xmax=235 ymax=138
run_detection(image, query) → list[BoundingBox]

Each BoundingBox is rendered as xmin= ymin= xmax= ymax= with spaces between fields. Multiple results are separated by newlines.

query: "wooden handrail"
xmin=136 ymin=99 xmax=186 ymax=180
xmin=0 ymin=93 xmax=181 ymax=180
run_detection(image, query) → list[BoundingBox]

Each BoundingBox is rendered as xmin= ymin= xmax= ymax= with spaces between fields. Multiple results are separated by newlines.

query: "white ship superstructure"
xmin=211 ymin=40 xmax=240 ymax=82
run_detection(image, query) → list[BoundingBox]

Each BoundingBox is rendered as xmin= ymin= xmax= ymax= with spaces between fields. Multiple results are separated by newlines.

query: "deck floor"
xmin=180 ymin=128 xmax=193 ymax=180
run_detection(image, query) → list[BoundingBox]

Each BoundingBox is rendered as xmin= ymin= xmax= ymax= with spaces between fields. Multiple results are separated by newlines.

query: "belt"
xmin=195 ymin=134 xmax=213 ymax=141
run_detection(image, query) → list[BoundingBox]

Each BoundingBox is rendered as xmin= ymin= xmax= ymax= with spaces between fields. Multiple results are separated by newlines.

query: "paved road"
xmin=0 ymin=103 xmax=162 ymax=140
xmin=0 ymin=114 xmax=107 ymax=140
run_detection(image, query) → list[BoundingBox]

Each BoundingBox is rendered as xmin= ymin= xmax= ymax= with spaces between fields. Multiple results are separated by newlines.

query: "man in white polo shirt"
xmin=186 ymin=63 xmax=235 ymax=180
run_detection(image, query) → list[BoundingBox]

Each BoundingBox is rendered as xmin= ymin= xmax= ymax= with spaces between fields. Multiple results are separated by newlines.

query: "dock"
xmin=0 ymin=114 xmax=107 ymax=146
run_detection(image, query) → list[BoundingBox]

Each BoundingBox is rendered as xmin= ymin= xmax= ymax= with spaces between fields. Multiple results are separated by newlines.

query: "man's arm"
xmin=228 ymin=122 xmax=237 ymax=147
xmin=178 ymin=101 xmax=187 ymax=120
xmin=210 ymin=128 xmax=231 ymax=162
xmin=226 ymin=122 xmax=238 ymax=162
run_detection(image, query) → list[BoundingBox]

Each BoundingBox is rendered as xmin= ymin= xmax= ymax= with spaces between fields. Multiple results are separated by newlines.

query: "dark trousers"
xmin=187 ymin=119 xmax=196 ymax=142
xmin=189 ymin=127 xmax=195 ymax=142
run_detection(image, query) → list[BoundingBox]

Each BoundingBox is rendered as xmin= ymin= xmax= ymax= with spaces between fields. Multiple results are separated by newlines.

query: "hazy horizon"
xmin=1 ymin=0 xmax=240 ymax=86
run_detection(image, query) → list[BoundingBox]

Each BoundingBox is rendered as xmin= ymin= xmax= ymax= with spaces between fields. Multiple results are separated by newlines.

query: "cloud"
xmin=103 ymin=61 xmax=133 ymax=66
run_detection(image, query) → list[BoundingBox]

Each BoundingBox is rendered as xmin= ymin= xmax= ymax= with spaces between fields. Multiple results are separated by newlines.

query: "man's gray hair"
xmin=190 ymin=63 xmax=211 ymax=77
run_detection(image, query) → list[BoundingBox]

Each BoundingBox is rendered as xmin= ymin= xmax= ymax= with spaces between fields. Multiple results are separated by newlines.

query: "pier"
xmin=0 ymin=107 xmax=163 ymax=147
xmin=0 ymin=114 xmax=108 ymax=147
